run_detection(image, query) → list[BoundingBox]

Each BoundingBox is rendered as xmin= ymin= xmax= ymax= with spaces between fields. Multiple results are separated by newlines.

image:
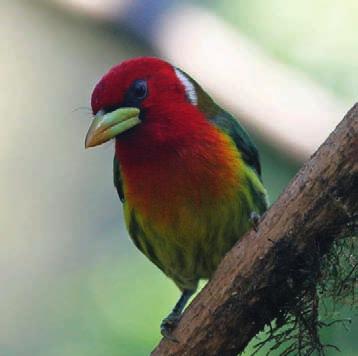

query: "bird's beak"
xmin=85 ymin=107 xmax=141 ymax=148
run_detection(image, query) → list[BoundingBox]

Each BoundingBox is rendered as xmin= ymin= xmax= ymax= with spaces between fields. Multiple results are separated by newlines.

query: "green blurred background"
xmin=1 ymin=0 xmax=356 ymax=355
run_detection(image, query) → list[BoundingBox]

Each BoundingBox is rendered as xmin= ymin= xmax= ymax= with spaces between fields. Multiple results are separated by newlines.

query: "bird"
xmin=85 ymin=57 xmax=268 ymax=340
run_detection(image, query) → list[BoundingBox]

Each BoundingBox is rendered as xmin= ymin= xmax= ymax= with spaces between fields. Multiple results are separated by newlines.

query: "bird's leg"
xmin=250 ymin=211 xmax=261 ymax=232
xmin=160 ymin=289 xmax=195 ymax=341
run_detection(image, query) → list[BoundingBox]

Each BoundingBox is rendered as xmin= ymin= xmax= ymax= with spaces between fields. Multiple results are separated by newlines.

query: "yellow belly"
xmin=123 ymin=165 xmax=264 ymax=291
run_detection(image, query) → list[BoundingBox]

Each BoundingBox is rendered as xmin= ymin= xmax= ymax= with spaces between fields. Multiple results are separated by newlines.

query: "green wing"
xmin=207 ymin=106 xmax=268 ymax=214
xmin=209 ymin=108 xmax=262 ymax=178
xmin=113 ymin=156 xmax=125 ymax=203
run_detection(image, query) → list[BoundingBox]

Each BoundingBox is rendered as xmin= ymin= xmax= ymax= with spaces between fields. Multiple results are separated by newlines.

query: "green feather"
xmin=113 ymin=156 xmax=125 ymax=203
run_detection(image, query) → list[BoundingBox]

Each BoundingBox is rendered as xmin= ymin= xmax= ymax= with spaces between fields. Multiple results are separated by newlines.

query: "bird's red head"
xmin=85 ymin=57 xmax=210 ymax=156
xmin=91 ymin=57 xmax=191 ymax=115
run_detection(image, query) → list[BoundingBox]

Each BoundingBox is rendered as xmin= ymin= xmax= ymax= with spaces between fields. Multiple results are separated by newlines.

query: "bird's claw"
xmin=250 ymin=212 xmax=260 ymax=232
xmin=160 ymin=313 xmax=180 ymax=342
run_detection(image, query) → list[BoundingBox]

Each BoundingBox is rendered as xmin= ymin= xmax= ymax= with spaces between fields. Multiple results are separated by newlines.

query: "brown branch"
xmin=152 ymin=104 xmax=358 ymax=356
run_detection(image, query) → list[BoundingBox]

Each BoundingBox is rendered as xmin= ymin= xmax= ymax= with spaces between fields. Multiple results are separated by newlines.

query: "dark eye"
xmin=133 ymin=80 xmax=147 ymax=100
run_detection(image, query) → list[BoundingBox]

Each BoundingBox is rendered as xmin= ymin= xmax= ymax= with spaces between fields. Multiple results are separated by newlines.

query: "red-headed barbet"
xmin=85 ymin=57 xmax=268 ymax=339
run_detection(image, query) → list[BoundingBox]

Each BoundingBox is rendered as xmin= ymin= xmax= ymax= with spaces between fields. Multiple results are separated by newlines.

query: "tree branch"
xmin=152 ymin=104 xmax=358 ymax=356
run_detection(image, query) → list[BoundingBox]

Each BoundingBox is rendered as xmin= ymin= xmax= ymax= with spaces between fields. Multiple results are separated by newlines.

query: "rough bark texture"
xmin=152 ymin=104 xmax=358 ymax=356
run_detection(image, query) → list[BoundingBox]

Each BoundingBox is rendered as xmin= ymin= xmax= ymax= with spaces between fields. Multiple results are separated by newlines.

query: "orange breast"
xmin=120 ymin=130 xmax=243 ymax=229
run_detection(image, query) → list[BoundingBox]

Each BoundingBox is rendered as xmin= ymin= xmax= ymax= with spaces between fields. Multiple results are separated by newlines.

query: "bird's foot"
xmin=250 ymin=212 xmax=261 ymax=232
xmin=160 ymin=312 xmax=181 ymax=342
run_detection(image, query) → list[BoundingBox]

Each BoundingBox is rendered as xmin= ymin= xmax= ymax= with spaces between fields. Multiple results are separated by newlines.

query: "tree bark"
xmin=152 ymin=104 xmax=358 ymax=356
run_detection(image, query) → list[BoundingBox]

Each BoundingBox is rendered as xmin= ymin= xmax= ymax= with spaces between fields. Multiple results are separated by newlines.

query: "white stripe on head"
xmin=174 ymin=67 xmax=198 ymax=105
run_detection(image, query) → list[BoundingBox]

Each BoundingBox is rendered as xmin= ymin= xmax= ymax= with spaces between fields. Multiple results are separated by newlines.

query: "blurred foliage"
xmin=205 ymin=0 xmax=358 ymax=102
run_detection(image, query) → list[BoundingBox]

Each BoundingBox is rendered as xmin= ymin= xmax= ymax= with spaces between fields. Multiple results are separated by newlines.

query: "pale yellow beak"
xmin=85 ymin=107 xmax=141 ymax=148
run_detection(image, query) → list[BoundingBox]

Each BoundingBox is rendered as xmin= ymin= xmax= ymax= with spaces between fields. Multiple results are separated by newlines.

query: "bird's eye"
xmin=133 ymin=80 xmax=147 ymax=100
